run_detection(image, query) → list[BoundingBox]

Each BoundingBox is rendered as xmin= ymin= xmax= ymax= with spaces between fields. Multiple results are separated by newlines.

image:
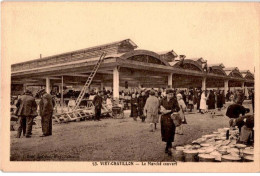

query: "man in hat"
xmin=93 ymin=91 xmax=103 ymax=121
xmin=38 ymin=89 xmax=55 ymax=137
xmin=15 ymin=89 xmax=38 ymax=138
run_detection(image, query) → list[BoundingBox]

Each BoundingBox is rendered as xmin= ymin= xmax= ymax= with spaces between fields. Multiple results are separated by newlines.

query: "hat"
xmin=24 ymin=89 xmax=32 ymax=95
xmin=36 ymin=88 xmax=46 ymax=95
xmin=150 ymin=90 xmax=155 ymax=96
xmin=166 ymin=89 xmax=174 ymax=94
xmin=177 ymin=93 xmax=182 ymax=98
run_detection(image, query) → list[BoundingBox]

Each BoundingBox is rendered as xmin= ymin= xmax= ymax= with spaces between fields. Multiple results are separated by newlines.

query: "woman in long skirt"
xmin=131 ymin=93 xmax=138 ymax=121
xmin=160 ymin=89 xmax=180 ymax=156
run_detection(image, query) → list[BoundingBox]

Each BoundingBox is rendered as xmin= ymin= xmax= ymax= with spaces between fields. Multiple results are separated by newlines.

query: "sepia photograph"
xmin=1 ymin=2 xmax=259 ymax=172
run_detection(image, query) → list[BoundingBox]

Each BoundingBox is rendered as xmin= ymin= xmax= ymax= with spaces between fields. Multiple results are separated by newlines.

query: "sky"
xmin=2 ymin=2 xmax=259 ymax=73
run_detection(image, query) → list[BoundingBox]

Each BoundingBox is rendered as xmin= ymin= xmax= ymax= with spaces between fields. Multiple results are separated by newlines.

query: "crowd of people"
xmin=114 ymin=87 xmax=254 ymax=155
xmin=12 ymin=86 xmax=254 ymax=157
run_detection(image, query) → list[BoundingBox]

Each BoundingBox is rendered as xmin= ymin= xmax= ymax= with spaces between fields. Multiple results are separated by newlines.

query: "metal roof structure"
xmin=11 ymin=39 xmax=254 ymax=93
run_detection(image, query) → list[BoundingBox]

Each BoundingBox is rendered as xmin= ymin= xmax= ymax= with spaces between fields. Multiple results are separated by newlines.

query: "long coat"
xmin=143 ymin=96 xmax=159 ymax=123
xmin=208 ymin=92 xmax=216 ymax=110
xmin=92 ymin=95 xmax=103 ymax=109
xmin=200 ymin=92 xmax=207 ymax=110
xmin=138 ymin=95 xmax=146 ymax=116
xmin=39 ymin=93 xmax=55 ymax=136
xmin=221 ymin=92 xmax=226 ymax=105
xmin=217 ymin=93 xmax=223 ymax=108
xmin=16 ymin=94 xmax=37 ymax=117
xmin=160 ymin=97 xmax=180 ymax=143
xmin=131 ymin=97 xmax=138 ymax=117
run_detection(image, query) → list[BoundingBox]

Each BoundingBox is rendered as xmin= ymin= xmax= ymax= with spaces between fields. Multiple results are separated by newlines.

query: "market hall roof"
xmin=11 ymin=39 xmax=138 ymax=73
xmin=157 ymin=50 xmax=178 ymax=62
xmin=11 ymin=39 xmax=253 ymax=83
xmin=208 ymin=63 xmax=226 ymax=76
xmin=240 ymin=70 xmax=254 ymax=80
xmin=172 ymin=58 xmax=204 ymax=72
xmin=223 ymin=67 xmax=243 ymax=78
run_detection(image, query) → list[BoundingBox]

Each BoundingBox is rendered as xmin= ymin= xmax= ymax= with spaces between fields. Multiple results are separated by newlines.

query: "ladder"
xmin=73 ymin=52 xmax=106 ymax=110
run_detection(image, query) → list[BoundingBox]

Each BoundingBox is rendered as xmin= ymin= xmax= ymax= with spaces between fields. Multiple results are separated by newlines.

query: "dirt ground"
xmin=10 ymin=101 xmax=253 ymax=161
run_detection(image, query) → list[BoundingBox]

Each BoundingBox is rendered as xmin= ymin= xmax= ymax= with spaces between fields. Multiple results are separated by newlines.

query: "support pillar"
xmin=46 ymin=77 xmax=51 ymax=94
xmin=100 ymin=82 xmax=104 ymax=91
xmin=202 ymin=77 xmax=206 ymax=91
xmin=241 ymin=82 xmax=245 ymax=89
xmin=168 ymin=73 xmax=173 ymax=88
xmin=224 ymin=80 xmax=229 ymax=96
xmin=113 ymin=66 xmax=119 ymax=99
xmin=23 ymin=83 xmax=27 ymax=92
xmin=138 ymin=83 xmax=142 ymax=89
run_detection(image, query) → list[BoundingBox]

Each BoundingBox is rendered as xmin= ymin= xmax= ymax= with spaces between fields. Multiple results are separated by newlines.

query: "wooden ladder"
xmin=73 ymin=52 xmax=106 ymax=111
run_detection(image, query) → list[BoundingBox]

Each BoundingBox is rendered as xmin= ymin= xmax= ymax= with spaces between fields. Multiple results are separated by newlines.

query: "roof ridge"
xmin=12 ymin=39 xmax=137 ymax=66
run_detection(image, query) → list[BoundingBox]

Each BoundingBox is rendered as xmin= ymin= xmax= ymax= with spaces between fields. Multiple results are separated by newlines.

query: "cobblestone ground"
xmin=10 ymin=101 xmax=253 ymax=161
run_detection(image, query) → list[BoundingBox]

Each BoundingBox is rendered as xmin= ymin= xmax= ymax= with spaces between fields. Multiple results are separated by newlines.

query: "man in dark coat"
xmin=131 ymin=93 xmax=138 ymax=121
xmin=226 ymin=104 xmax=249 ymax=119
xmin=39 ymin=89 xmax=55 ymax=137
xmin=15 ymin=90 xmax=38 ymax=138
xmin=92 ymin=91 xmax=103 ymax=121
xmin=160 ymin=89 xmax=180 ymax=156
xmin=226 ymin=90 xmax=231 ymax=102
xmin=221 ymin=90 xmax=226 ymax=105
xmin=138 ymin=91 xmax=147 ymax=122
xmin=207 ymin=90 xmax=216 ymax=110
xmin=217 ymin=90 xmax=223 ymax=110
xmin=197 ymin=90 xmax=202 ymax=113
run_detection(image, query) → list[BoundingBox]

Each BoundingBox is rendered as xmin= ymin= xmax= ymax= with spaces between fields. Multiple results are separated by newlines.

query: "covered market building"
xmin=11 ymin=39 xmax=254 ymax=99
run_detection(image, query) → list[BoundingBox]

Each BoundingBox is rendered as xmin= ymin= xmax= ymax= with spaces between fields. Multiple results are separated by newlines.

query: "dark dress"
xmin=160 ymin=97 xmax=180 ymax=143
xmin=222 ymin=92 xmax=226 ymax=105
xmin=217 ymin=93 xmax=223 ymax=109
xmin=138 ymin=95 xmax=146 ymax=120
xmin=208 ymin=92 xmax=216 ymax=110
xmin=131 ymin=97 xmax=138 ymax=118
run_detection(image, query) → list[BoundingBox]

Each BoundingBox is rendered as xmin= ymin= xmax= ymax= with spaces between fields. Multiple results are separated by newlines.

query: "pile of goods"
xmin=173 ymin=127 xmax=254 ymax=162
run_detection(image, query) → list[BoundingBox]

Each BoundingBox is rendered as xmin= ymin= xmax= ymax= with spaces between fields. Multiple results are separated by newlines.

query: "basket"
xmin=173 ymin=146 xmax=185 ymax=161
xmin=183 ymin=150 xmax=199 ymax=162
xmin=198 ymin=154 xmax=215 ymax=162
